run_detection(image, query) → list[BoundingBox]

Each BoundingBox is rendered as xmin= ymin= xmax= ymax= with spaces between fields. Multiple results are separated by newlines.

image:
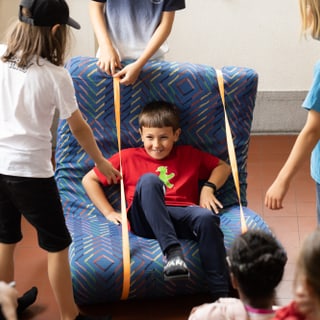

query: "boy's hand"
xmin=113 ymin=61 xmax=142 ymax=86
xmin=97 ymin=47 xmax=122 ymax=76
xmin=199 ymin=187 xmax=223 ymax=214
xmin=95 ymin=159 xmax=122 ymax=184
xmin=265 ymin=178 xmax=288 ymax=210
xmin=104 ymin=211 xmax=122 ymax=225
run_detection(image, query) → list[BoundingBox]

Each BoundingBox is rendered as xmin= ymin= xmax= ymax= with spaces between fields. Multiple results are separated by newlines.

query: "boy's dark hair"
xmin=228 ymin=229 xmax=287 ymax=299
xmin=138 ymin=101 xmax=180 ymax=131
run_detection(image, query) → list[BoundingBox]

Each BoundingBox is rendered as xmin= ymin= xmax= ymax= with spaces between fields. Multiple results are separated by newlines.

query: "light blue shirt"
xmin=302 ymin=60 xmax=320 ymax=183
xmin=92 ymin=0 xmax=185 ymax=60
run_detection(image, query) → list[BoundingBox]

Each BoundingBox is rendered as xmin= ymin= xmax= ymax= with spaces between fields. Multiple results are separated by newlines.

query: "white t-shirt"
xmin=93 ymin=0 xmax=185 ymax=60
xmin=188 ymin=298 xmax=276 ymax=320
xmin=0 ymin=44 xmax=78 ymax=178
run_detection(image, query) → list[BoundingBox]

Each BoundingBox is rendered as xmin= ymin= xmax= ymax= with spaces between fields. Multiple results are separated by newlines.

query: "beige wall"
xmin=1 ymin=0 xmax=319 ymax=92
xmin=0 ymin=0 xmax=19 ymax=40
xmin=0 ymin=0 xmax=95 ymax=58
xmin=167 ymin=0 xmax=320 ymax=92
xmin=0 ymin=0 xmax=314 ymax=133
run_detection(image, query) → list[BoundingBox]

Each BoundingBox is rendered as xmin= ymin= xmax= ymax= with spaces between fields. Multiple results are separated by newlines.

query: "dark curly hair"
xmin=228 ymin=229 xmax=287 ymax=299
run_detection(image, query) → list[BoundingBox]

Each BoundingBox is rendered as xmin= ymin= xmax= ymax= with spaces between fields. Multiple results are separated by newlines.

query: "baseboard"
xmin=252 ymin=91 xmax=308 ymax=134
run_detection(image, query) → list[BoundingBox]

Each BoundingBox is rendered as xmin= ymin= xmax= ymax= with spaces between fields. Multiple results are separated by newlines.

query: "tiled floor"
xmin=14 ymin=135 xmax=317 ymax=319
xmin=246 ymin=135 xmax=317 ymax=306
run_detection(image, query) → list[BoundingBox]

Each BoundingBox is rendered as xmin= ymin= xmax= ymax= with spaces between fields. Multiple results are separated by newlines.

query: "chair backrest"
xmin=55 ymin=57 xmax=258 ymax=213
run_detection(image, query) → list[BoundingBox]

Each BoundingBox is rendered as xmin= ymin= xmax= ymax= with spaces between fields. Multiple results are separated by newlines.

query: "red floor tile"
xmin=247 ymin=135 xmax=316 ymax=306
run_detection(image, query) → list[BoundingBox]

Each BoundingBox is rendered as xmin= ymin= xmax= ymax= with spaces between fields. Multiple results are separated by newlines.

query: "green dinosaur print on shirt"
xmin=156 ymin=166 xmax=175 ymax=189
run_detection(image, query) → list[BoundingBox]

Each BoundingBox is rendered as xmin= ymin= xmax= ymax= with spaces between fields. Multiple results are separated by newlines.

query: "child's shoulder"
xmin=122 ymin=147 xmax=143 ymax=153
xmin=189 ymin=298 xmax=246 ymax=320
xmin=176 ymin=144 xmax=196 ymax=150
xmin=0 ymin=44 xmax=6 ymax=56
xmin=120 ymin=147 xmax=145 ymax=158
xmin=175 ymin=144 xmax=203 ymax=154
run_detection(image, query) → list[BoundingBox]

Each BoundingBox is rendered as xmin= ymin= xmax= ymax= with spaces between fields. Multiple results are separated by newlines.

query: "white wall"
xmin=0 ymin=0 xmax=95 ymax=58
xmin=0 ymin=0 xmax=19 ymax=37
xmin=67 ymin=1 xmax=96 ymax=58
xmin=1 ymin=0 xmax=320 ymax=92
xmin=69 ymin=0 xmax=320 ymax=92
xmin=166 ymin=0 xmax=320 ymax=91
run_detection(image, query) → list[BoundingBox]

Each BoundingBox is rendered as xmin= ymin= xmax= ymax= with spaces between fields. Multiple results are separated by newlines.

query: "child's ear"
xmin=51 ymin=24 xmax=61 ymax=36
xmin=139 ymin=128 xmax=143 ymax=141
xmin=230 ymin=272 xmax=239 ymax=290
xmin=174 ymin=128 xmax=181 ymax=142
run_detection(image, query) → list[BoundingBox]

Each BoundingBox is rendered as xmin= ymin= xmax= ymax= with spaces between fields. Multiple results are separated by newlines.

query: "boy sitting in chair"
xmin=82 ymin=101 xmax=231 ymax=301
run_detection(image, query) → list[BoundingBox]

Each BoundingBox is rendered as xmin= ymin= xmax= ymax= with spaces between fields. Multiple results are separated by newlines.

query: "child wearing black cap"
xmin=0 ymin=0 xmax=119 ymax=319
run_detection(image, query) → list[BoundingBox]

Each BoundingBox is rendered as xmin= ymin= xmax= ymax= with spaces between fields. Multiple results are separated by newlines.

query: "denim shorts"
xmin=0 ymin=174 xmax=72 ymax=252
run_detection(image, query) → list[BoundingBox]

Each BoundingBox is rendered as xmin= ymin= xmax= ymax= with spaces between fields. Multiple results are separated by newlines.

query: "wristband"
xmin=203 ymin=181 xmax=217 ymax=193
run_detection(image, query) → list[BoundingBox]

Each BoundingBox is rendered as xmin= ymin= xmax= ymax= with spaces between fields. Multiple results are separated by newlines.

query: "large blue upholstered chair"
xmin=54 ymin=56 xmax=270 ymax=305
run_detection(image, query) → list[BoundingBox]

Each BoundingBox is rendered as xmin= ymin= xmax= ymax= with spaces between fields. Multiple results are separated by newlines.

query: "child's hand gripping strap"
xmin=216 ymin=69 xmax=248 ymax=233
xmin=113 ymin=77 xmax=131 ymax=299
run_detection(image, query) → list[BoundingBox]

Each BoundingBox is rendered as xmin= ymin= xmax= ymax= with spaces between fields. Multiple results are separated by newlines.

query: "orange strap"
xmin=216 ymin=70 xmax=248 ymax=233
xmin=113 ymin=77 xmax=131 ymax=299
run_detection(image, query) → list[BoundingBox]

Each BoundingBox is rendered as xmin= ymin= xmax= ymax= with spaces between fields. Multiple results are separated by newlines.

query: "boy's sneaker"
xmin=163 ymin=256 xmax=190 ymax=280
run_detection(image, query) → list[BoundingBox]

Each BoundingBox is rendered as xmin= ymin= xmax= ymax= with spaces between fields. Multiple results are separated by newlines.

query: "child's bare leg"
xmin=0 ymin=243 xmax=16 ymax=282
xmin=0 ymin=243 xmax=38 ymax=317
xmin=47 ymin=248 xmax=78 ymax=320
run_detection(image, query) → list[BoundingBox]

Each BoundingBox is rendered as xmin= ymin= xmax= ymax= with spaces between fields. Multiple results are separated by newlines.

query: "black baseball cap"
xmin=19 ymin=0 xmax=81 ymax=30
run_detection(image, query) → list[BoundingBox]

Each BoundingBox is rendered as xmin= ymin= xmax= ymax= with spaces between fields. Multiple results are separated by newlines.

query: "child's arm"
xmin=113 ymin=11 xmax=175 ymax=85
xmin=199 ymin=159 xmax=231 ymax=214
xmin=265 ymin=109 xmax=320 ymax=210
xmin=67 ymin=109 xmax=121 ymax=184
xmin=89 ymin=1 xmax=122 ymax=75
xmin=82 ymin=169 xmax=122 ymax=225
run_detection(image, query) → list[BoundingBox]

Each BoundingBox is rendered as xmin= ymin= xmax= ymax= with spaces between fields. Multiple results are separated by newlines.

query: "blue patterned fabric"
xmin=55 ymin=56 xmax=270 ymax=304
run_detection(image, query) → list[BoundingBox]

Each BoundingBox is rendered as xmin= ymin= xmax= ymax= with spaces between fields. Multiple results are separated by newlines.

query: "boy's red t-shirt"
xmin=94 ymin=145 xmax=220 ymax=209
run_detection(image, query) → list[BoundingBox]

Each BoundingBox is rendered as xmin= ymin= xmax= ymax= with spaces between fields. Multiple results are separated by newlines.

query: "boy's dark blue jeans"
xmin=128 ymin=173 xmax=229 ymax=296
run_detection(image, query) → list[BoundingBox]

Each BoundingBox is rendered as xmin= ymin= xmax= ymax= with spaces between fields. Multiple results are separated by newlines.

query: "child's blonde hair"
xmin=300 ymin=0 xmax=320 ymax=39
xmin=296 ymin=227 xmax=320 ymax=298
xmin=1 ymin=7 xmax=69 ymax=68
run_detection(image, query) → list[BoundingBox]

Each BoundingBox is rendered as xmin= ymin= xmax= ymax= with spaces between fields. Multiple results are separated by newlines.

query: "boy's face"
xmin=139 ymin=126 xmax=181 ymax=160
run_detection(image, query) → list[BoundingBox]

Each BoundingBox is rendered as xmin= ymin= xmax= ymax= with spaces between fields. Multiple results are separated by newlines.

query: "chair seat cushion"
xmin=67 ymin=205 xmax=270 ymax=304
